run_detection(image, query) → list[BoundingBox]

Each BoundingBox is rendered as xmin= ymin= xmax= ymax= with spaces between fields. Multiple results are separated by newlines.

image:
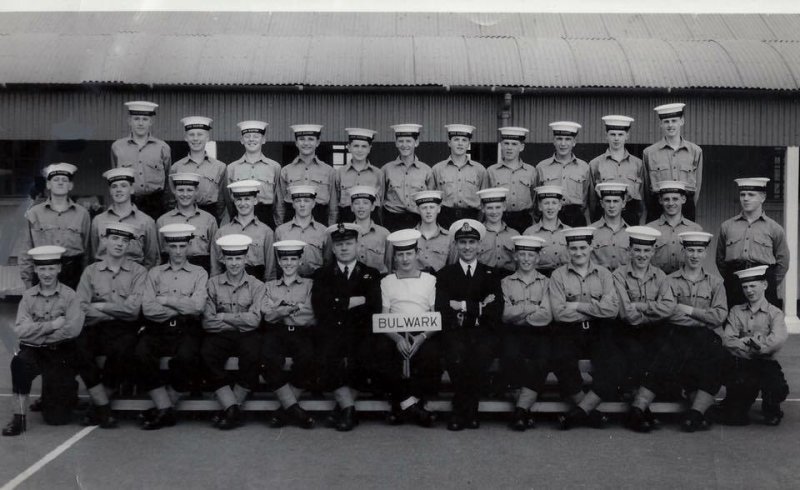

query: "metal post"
xmin=784 ymin=146 xmax=799 ymax=333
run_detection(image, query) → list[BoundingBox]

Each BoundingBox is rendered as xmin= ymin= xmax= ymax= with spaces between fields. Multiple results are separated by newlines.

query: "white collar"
xmin=459 ymin=259 xmax=478 ymax=275
xmin=337 ymin=260 xmax=357 ymax=274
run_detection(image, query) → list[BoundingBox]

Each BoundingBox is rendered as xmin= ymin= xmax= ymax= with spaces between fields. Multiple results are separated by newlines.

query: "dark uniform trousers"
xmin=441 ymin=328 xmax=499 ymax=415
xmin=362 ymin=334 xmax=442 ymax=403
xmin=723 ymin=262 xmax=780 ymax=308
xmin=641 ymin=326 xmax=725 ymax=399
xmin=133 ymin=190 xmax=166 ymax=221
xmin=613 ymin=322 xmax=669 ymax=392
xmin=558 ymin=205 xmax=587 ymax=228
xmin=74 ymin=321 xmax=140 ymax=389
xmin=134 ymin=318 xmax=203 ymax=392
xmin=550 ymin=321 xmax=624 ymax=400
xmin=12 ymin=342 xmax=78 ymax=425
xmin=438 ymin=206 xmax=480 ymax=229
xmin=503 ymin=210 xmax=534 ymax=236
xmin=254 ymin=203 xmax=275 ymax=230
xmin=283 ymin=204 xmax=330 ymax=227
xmin=723 ymin=355 xmax=789 ymax=415
xmin=261 ymin=324 xmax=317 ymax=391
xmin=201 ymin=330 xmax=261 ymax=392
xmin=501 ymin=326 xmax=550 ymax=393
xmin=382 ymin=210 xmax=419 ymax=232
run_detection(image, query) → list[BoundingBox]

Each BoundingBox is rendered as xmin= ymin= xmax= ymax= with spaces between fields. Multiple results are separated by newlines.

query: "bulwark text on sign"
xmin=372 ymin=313 xmax=442 ymax=333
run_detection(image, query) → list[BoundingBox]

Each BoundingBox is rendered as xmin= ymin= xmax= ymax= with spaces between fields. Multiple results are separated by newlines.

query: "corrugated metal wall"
xmin=0 ymin=90 xmax=798 ymax=147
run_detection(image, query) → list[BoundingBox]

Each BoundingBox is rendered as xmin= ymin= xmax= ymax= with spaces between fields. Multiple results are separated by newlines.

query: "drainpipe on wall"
xmin=496 ymin=92 xmax=512 ymax=164
xmin=784 ymin=146 xmax=799 ymax=333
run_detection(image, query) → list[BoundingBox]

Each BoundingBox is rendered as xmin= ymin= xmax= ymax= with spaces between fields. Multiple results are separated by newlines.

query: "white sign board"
xmin=372 ymin=312 xmax=442 ymax=333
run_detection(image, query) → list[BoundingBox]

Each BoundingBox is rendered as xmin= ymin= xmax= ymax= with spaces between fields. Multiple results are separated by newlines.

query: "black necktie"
xmin=466 ymin=265 xmax=472 ymax=277
xmin=343 ymin=265 xmax=350 ymax=279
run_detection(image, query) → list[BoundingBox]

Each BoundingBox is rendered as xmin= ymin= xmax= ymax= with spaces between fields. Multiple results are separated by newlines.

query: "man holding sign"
xmin=368 ymin=229 xmax=440 ymax=427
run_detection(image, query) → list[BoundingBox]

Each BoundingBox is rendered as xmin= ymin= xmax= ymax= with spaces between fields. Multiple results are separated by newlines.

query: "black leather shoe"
xmin=466 ymin=417 xmax=480 ymax=429
xmin=558 ymin=407 xmax=588 ymax=430
xmin=2 ymin=414 xmax=26 ymax=436
xmin=141 ymin=408 xmax=177 ymax=430
xmin=509 ymin=407 xmax=528 ymax=432
xmin=407 ymin=402 xmax=433 ymax=428
xmin=324 ymin=407 xmax=341 ymax=428
xmin=29 ymin=398 xmax=43 ymax=412
xmin=385 ymin=404 xmax=404 ymax=426
xmin=268 ymin=409 xmax=288 ymax=428
xmin=762 ymin=403 xmax=783 ymax=426
xmin=287 ymin=404 xmax=315 ymax=429
xmin=587 ymin=410 xmax=609 ymax=429
xmin=137 ymin=407 xmax=158 ymax=425
xmin=335 ymin=406 xmax=357 ymax=432
xmin=211 ymin=410 xmax=224 ymax=427
xmin=625 ymin=407 xmax=652 ymax=433
xmin=644 ymin=409 xmax=660 ymax=429
xmin=81 ymin=405 xmax=99 ymax=426
xmin=447 ymin=415 xmax=465 ymax=432
xmin=217 ymin=405 xmax=241 ymax=430
xmin=681 ymin=409 xmax=709 ymax=433
xmin=95 ymin=404 xmax=118 ymax=429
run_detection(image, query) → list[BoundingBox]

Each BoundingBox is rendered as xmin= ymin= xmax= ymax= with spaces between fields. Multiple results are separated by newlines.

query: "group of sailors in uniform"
xmin=3 ymin=99 xmax=790 ymax=436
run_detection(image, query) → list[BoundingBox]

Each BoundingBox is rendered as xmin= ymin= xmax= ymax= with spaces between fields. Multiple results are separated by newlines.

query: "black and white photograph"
xmin=0 ymin=1 xmax=798 ymax=488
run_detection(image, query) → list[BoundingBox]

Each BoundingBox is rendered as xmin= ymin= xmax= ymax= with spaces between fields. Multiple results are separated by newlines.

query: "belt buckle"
xmin=169 ymin=319 xmax=177 ymax=328
xmin=581 ymin=321 xmax=590 ymax=331
xmin=287 ymin=325 xmax=295 ymax=332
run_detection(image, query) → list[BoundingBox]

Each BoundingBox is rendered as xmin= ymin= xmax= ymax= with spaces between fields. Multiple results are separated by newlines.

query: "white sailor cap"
xmin=601 ymin=115 xmax=634 ymax=131
xmin=124 ymin=101 xmax=158 ymax=116
xmin=498 ymin=126 xmax=529 ymax=142
xmin=228 ymin=179 xmax=261 ymax=197
xmin=445 ymin=124 xmax=476 ymax=139
xmin=159 ymin=223 xmax=196 ymax=243
xmin=413 ymin=190 xmax=443 ymax=206
xmin=349 ymin=185 xmax=378 ymax=202
xmin=288 ymin=185 xmax=317 ymax=200
xmin=535 ymin=185 xmax=564 ymax=200
xmin=734 ymin=265 xmax=769 ymax=283
xmin=450 ymin=219 xmax=485 ymax=241
xmin=237 ymin=120 xmax=268 ymax=135
xmin=654 ymin=103 xmax=685 ymax=119
xmin=216 ymin=234 xmax=252 ymax=256
xmin=549 ymin=121 xmax=581 ymax=137
xmin=390 ymin=123 xmax=422 ymax=138
xmin=327 ymin=222 xmax=361 ymax=242
xmin=102 ymin=167 xmax=135 ymax=184
xmin=563 ymin=227 xmax=597 ymax=244
xmin=595 ymin=182 xmax=628 ymax=198
xmin=291 ymin=124 xmax=323 ymax=138
xmin=28 ymin=245 xmax=66 ymax=265
xmin=476 ymin=187 xmax=509 ymax=204
xmin=678 ymin=231 xmax=713 ymax=247
xmin=654 ymin=180 xmax=688 ymax=195
xmin=103 ymin=222 xmax=137 ymax=239
xmin=170 ymin=172 xmax=201 ymax=187
xmin=511 ymin=235 xmax=546 ymax=251
xmin=43 ymin=163 xmax=78 ymax=180
xmin=734 ymin=178 xmax=769 ymax=191
xmin=387 ymin=229 xmax=422 ymax=251
xmin=626 ymin=226 xmax=662 ymax=246
xmin=345 ymin=127 xmax=377 ymax=143
xmin=181 ymin=116 xmax=213 ymax=131
xmin=273 ymin=240 xmax=306 ymax=257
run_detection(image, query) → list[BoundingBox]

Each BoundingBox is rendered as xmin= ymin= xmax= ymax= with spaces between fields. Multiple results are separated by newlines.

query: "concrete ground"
xmin=1 ymin=301 xmax=799 ymax=489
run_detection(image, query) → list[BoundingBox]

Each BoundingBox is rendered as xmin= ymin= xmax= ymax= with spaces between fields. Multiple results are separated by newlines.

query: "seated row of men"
xmin=4 ymin=210 xmax=788 ymax=436
xmin=109 ymin=100 xmax=701 ymax=232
